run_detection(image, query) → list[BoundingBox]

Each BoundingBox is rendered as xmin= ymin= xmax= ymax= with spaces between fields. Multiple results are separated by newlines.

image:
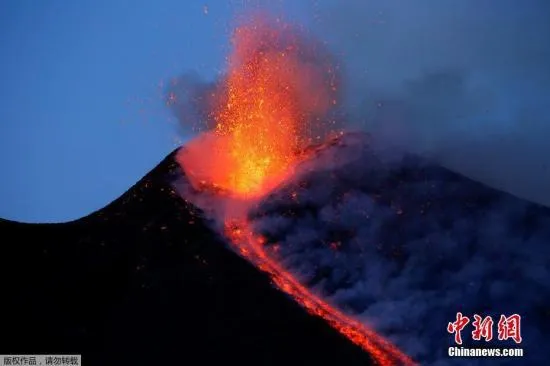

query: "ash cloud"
xmin=308 ymin=0 xmax=550 ymax=207
xmin=164 ymin=72 xmax=218 ymax=135
xmin=247 ymin=132 xmax=550 ymax=364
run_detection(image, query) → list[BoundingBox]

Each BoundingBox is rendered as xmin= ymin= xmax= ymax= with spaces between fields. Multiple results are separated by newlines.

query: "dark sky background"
xmin=309 ymin=0 xmax=550 ymax=209
xmin=1 ymin=0 xmax=549 ymax=222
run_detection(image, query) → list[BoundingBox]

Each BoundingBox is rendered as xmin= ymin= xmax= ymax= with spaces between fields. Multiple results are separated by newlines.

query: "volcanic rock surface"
xmin=0 ymin=150 xmax=375 ymax=366
xmin=2 ymin=132 xmax=549 ymax=365
xmin=244 ymin=132 xmax=550 ymax=365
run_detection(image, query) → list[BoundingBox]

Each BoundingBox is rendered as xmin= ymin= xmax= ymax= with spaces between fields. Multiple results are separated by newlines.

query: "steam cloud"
xmin=173 ymin=132 xmax=550 ymax=364
xmin=247 ymin=133 xmax=550 ymax=365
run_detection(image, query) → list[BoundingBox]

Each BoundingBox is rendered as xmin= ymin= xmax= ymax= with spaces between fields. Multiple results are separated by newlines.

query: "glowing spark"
xmin=177 ymin=15 xmax=415 ymax=365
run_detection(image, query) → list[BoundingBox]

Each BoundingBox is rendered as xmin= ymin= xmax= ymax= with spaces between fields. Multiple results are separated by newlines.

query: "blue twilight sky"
xmin=0 ymin=0 xmax=309 ymax=222
xmin=2 ymin=1 xmax=549 ymax=222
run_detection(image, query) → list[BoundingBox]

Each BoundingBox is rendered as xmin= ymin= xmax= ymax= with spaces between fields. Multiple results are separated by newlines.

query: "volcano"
xmin=2 ymin=131 xmax=549 ymax=365
xmin=0 ymin=147 xmax=376 ymax=366
xmin=176 ymin=131 xmax=550 ymax=365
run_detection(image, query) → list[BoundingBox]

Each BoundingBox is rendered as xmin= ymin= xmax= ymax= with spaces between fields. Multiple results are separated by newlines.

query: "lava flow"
xmin=177 ymin=15 xmax=415 ymax=366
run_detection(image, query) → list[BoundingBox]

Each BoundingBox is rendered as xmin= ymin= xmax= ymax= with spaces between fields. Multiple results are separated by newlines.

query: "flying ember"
xmin=178 ymin=15 xmax=338 ymax=198
xmin=177 ymin=14 xmax=415 ymax=366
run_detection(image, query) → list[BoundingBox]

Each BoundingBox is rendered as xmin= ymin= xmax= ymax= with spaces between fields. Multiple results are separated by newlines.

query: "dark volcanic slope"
xmin=246 ymin=133 xmax=550 ymax=365
xmin=0 ymin=151 xmax=375 ymax=366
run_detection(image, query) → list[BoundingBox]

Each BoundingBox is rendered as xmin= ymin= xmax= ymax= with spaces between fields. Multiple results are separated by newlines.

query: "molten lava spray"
xmin=178 ymin=16 xmax=338 ymax=198
xmin=177 ymin=15 xmax=415 ymax=366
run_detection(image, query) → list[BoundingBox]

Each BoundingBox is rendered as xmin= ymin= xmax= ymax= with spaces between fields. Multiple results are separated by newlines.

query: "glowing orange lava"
xmin=178 ymin=15 xmax=416 ymax=366
xmin=225 ymin=220 xmax=416 ymax=366
xmin=178 ymin=16 xmax=336 ymax=198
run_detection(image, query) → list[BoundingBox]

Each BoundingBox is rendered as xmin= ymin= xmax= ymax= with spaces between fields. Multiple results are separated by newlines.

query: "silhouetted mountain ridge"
xmin=0 ymin=148 xmax=376 ymax=366
xmin=2 ymin=137 xmax=549 ymax=365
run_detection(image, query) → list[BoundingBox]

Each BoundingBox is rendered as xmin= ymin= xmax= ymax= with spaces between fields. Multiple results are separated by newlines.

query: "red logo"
xmin=448 ymin=313 xmax=522 ymax=345
xmin=498 ymin=314 xmax=522 ymax=344
xmin=471 ymin=314 xmax=494 ymax=342
xmin=447 ymin=312 xmax=470 ymax=345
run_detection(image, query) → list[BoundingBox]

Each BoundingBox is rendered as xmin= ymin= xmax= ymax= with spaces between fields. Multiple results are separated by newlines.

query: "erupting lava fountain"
xmin=176 ymin=15 xmax=415 ymax=366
